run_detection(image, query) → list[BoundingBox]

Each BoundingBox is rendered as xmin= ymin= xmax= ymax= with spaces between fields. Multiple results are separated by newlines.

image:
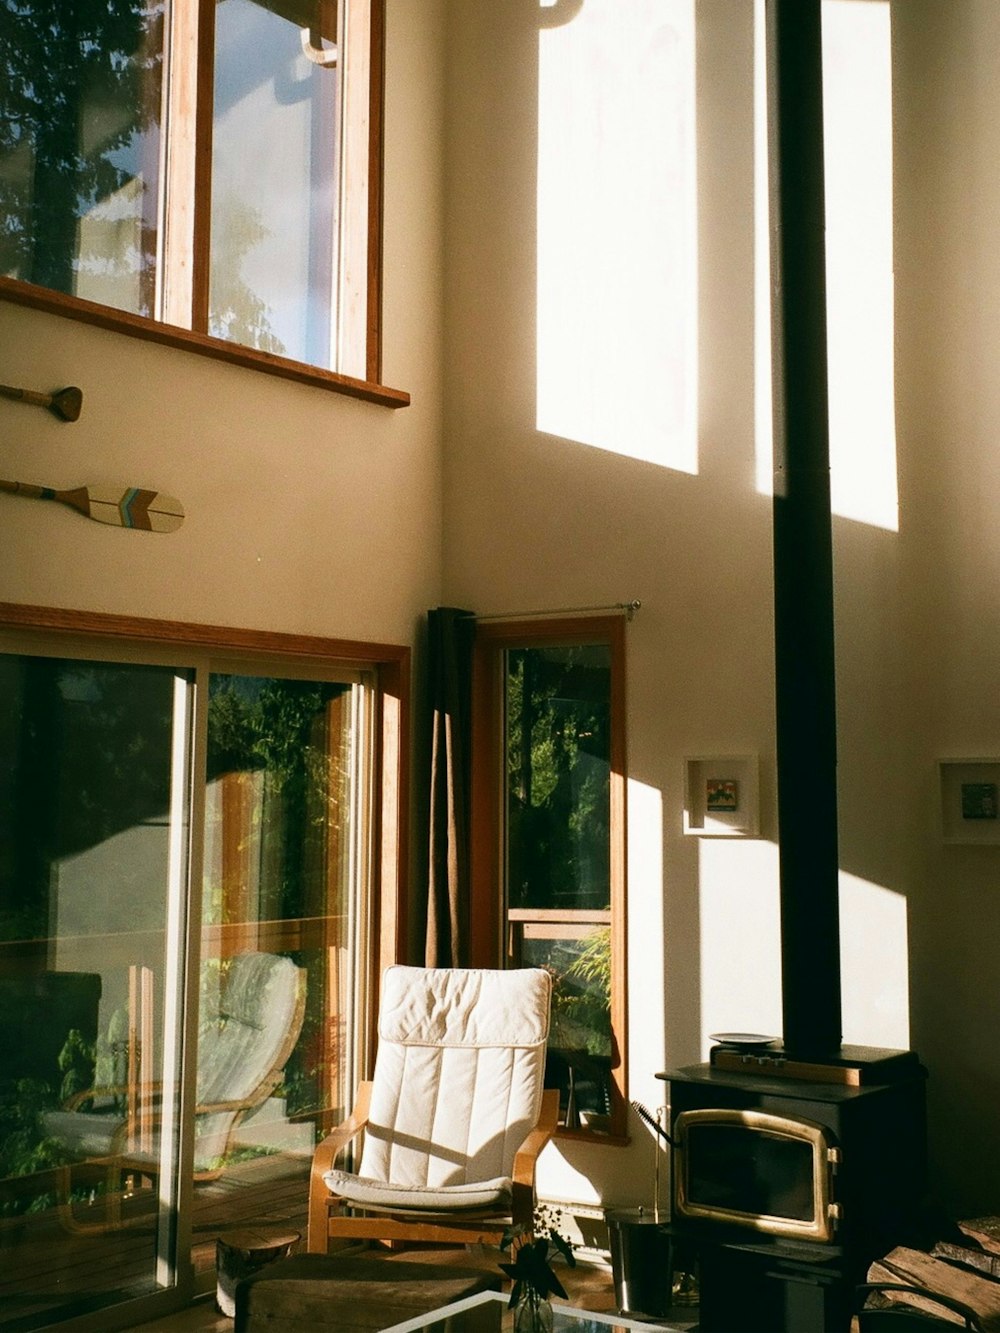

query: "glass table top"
xmin=383 ymin=1290 xmax=692 ymax=1333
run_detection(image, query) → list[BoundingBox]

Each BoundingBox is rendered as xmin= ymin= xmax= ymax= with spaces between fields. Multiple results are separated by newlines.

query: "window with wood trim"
xmin=471 ymin=617 xmax=627 ymax=1141
xmin=0 ymin=0 xmax=384 ymax=384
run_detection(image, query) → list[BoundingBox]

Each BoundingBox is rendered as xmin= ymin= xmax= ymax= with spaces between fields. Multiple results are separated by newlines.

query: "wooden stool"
xmin=216 ymin=1227 xmax=301 ymax=1317
xmin=233 ymin=1253 xmax=502 ymax=1332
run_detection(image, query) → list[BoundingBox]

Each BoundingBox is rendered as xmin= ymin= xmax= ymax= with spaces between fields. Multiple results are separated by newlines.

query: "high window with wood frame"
xmin=471 ymin=617 xmax=628 ymax=1141
xmin=0 ymin=0 xmax=398 ymax=403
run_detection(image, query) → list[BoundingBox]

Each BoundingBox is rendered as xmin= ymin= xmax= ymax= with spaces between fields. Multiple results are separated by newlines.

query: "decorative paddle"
xmin=0 ymin=478 xmax=184 ymax=532
xmin=0 ymin=383 xmax=83 ymax=422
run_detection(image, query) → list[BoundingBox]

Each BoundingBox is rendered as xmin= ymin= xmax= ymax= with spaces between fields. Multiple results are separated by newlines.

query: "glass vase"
xmin=512 ymin=1288 xmax=554 ymax=1333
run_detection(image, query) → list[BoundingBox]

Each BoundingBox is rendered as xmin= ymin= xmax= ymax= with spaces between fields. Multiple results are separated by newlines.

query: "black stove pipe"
xmin=766 ymin=0 xmax=842 ymax=1056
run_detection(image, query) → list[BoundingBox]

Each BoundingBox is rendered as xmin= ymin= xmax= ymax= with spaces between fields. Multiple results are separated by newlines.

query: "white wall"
xmin=892 ymin=0 xmax=1000 ymax=1216
xmin=8 ymin=0 xmax=1000 ymax=1224
xmin=442 ymin=0 xmax=1000 ymax=1218
xmin=0 ymin=0 xmax=446 ymax=650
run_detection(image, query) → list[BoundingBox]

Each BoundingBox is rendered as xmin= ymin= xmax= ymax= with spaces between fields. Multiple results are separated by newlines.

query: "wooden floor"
xmin=0 ymin=1152 xmax=311 ymax=1331
xmin=1 ymin=1157 xmax=696 ymax=1331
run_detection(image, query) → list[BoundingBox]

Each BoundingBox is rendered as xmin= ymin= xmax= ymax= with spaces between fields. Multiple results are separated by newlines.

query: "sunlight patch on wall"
xmin=824 ymin=0 xmax=898 ymax=531
xmin=536 ymin=0 xmax=697 ymax=471
xmin=698 ymin=852 xmax=909 ymax=1053
xmin=755 ymin=0 xmax=898 ymax=533
xmin=753 ymin=0 xmax=773 ymax=499
xmin=840 ymin=871 xmax=910 ymax=1049
xmin=627 ymin=777 xmax=666 ymax=1058
xmin=698 ymin=837 xmax=782 ymax=1053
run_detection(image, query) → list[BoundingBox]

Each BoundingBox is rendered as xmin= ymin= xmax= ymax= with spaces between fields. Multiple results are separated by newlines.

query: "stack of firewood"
xmin=863 ymin=1219 xmax=1000 ymax=1329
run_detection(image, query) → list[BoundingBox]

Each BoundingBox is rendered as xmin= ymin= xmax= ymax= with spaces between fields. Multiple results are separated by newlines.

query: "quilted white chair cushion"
xmin=325 ymin=965 xmax=551 ymax=1213
xmin=194 ymin=952 xmax=302 ymax=1166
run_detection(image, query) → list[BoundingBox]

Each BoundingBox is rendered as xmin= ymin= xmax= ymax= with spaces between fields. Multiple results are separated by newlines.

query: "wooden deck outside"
xmin=0 ymin=1151 xmax=311 ymax=1331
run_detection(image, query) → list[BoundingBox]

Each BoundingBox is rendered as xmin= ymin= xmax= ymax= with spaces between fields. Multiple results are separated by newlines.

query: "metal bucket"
xmin=606 ymin=1208 xmax=675 ymax=1320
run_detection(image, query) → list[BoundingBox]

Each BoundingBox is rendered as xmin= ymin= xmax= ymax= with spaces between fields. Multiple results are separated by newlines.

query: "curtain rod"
xmin=468 ymin=600 xmax=641 ymax=622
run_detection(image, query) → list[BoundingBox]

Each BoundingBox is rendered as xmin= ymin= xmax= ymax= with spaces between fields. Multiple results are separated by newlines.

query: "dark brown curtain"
xmin=425 ymin=607 xmax=475 ymax=966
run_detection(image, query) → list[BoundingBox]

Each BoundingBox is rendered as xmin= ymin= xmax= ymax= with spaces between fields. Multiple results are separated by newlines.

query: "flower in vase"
xmin=499 ymin=1204 xmax=576 ymax=1307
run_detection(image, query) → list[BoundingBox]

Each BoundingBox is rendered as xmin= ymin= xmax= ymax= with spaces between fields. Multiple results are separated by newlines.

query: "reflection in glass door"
xmin=189 ymin=671 xmax=370 ymax=1279
xmin=0 ymin=655 xmax=191 ymax=1329
xmin=0 ymin=648 xmax=375 ymax=1329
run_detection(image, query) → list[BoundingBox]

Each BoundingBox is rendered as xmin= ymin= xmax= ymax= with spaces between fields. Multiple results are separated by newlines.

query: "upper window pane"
xmin=0 ymin=0 xmax=164 ymax=315
xmin=505 ymin=643 xmax=612 ymax=912
xmin=210 ymin=0 xmax=340 ymax=367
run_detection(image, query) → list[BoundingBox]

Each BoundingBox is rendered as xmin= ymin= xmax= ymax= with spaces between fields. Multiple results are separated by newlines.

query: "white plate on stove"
xmin=709 ymin=1032 xmax=779 ymax=1048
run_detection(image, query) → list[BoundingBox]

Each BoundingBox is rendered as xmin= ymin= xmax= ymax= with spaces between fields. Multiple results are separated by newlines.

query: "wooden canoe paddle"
xmin=0 ymin=383 xmax=83 ymax=422
xmin=0 ymin=478 xmax=184 ymax=532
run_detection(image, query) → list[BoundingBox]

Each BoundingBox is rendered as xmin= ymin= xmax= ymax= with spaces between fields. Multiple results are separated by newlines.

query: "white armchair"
xmin=307 ymin=965 xmax=557 ymax=1253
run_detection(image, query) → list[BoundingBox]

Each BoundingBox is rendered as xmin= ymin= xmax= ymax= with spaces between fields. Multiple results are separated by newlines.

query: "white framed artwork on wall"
xmin=683 ymin=755 xmax=760 ymax=838
xmin=939 ymin=759 xmax=1000 ymax=844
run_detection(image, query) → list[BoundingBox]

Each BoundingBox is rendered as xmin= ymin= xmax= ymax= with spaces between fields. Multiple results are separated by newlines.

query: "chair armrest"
xmin=306 ymin=1081 xmax=373 ymax=1252
xmin=64 ymin=1084 xmax=162 ymax=1112
xmin=194 ymin=1097 xmax=260 ymax=1116
xmin=510 ymin=1087 xmax=560 ymax=1228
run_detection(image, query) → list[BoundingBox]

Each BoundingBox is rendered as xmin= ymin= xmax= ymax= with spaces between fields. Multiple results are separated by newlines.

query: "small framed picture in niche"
xmin=706 ymin=778 xmax=739 ymax=813
xmin=684 ymin=756 xmax=759 ymax=837
xmin=940 ymin=760 xmax=1000 ymax=843
xmin=961 ymin=782 xmax=998 ymax=821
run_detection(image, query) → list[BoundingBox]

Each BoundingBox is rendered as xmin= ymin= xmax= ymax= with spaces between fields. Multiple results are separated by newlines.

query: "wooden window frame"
xmin=470 ymin=615 xmax=628 ymax=1143
xmin=0 ymin=1 xmax=406 ymax=410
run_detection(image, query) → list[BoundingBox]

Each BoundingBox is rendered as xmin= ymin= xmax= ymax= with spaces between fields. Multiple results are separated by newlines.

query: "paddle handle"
xmin=0 ymin=382 xmax=83 ymax=421
xmin=0 ymin=478 xmax=49 ymax=500
xmin=0 ymin=478 xmax=92 ymax=518
xmin=0 ymin=384 xmax=48 ymax=408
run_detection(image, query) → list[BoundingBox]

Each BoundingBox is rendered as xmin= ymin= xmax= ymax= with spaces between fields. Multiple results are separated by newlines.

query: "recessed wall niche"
xmin=683 ymin=755 xmax=760 ymax=838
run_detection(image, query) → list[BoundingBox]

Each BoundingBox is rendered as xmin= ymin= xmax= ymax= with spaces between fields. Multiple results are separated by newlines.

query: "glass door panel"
xmin=0 ymin=654 xmax=190 ymax=1329
xmin=192 ymin=671 xmax=369 ymax=1274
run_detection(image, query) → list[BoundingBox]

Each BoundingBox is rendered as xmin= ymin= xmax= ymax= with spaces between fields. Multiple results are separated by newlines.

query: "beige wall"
xmin=0 ymin=0 xmax=445 ymax=650
xmin=892 ymin=0 xmax=1000 ymax=1216
xmin=442 ymin=0 xmax=1000 ymax=1217
xmin=7 ymin=0 xmax=1000 ymax=1222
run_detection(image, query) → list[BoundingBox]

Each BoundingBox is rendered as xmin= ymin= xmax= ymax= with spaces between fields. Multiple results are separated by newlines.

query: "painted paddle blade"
xmin=83 ymin=486 xmax=184 ymax=532
xmin=0 ymin=478 xmax=184 ymax=532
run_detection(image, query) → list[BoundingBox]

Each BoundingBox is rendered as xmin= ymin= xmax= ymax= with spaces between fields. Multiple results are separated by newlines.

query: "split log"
xmin=865 ymin=1264 xmax=983 ymax=1329
xmin=960 ymin=1220 xmax=1000 ymax=1258
xmin=866 ymin=1247 xmax=1000 ymax=1331
xmin=933 ymin=1241 xmax=1000 ymax=1282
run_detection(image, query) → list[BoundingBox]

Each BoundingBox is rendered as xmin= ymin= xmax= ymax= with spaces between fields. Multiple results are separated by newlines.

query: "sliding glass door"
xmin=190 ymin=670 xmax=371 ymax=1276
xmin=0 ymin=636 xmax=378 ymax=1331
xmin=0 ymin=653 xmax=192 ymax=1328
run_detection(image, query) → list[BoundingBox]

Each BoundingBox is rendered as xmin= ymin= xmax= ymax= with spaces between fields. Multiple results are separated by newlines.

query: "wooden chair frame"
xmin=307 ymin=1086 xmax=560 ymax=1252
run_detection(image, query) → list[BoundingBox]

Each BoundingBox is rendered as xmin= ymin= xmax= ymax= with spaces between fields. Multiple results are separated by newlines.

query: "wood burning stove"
xmin=658 ymin=1046 xmax=928 ymax=1332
